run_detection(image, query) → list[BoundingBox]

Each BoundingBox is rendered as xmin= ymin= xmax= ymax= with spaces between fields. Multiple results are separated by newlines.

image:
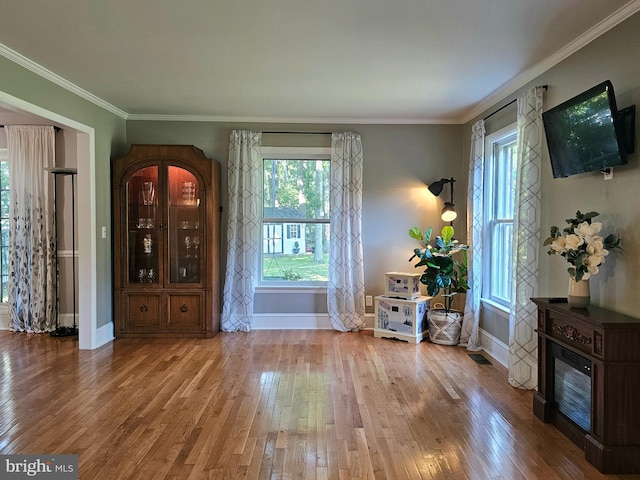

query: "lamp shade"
xmin=428 ymin=177 xmax=457 ymax=223
xmin=441 ymin=202 xmax=457 ymax=222
xmin=427 ymin=178 xmax=448 ymax=197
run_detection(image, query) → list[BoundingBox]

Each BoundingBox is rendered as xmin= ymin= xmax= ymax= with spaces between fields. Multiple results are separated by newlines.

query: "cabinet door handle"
xmin=140 ymin=304 xmax=148 ymax=313
xmin=180 ymin=304 xmax=188 ymax=313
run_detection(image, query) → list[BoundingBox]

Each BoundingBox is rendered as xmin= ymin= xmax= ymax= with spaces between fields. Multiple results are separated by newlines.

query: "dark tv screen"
xmin=542 ymin=80 xmax=627 ymax=178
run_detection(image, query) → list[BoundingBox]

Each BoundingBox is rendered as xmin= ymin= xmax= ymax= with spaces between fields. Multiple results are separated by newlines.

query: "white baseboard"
xmin=479 ymin=328 xmax=509 ymax=368
xmin=0 ymin=309 xmax=113 ymax=350
xmin=364 ymin=312 xmax=375 ymax=329
xmin=0 ymin=313 xmax=80 ymax=330
xmin=252 ymin=313 xmax=332 ymax=330
xmin=57 ymin=313 xmax=78 ymax=328
xmin=0 ymin=307 xmax=72 ymax=330
xmin=95 ymin=322 xmax=114 ymax=348
xmin=252 ymin=312 xmax=376 ymax=330
xmin=0 ymin=304 xmax=8 ymax=329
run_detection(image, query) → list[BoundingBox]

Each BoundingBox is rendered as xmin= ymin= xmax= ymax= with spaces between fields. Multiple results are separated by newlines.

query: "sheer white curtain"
xmin=221 ymin=130 xmax=262 ymax=332
xmin=6 ymin=125 xmax=57 ymax=333
xmin=461 ymin=120 xmax=485 ymax=351
xmin=327 ymin=132 xmax=365 ymax=332
xmin=508 ymin=86 xmax=544 ymax=389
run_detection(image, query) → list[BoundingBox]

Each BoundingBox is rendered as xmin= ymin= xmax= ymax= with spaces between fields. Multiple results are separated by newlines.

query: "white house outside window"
xmin=483 ymin=125 xmax=517 ymax=308
xmin=260 ymin=147 xmax=330 ymax=285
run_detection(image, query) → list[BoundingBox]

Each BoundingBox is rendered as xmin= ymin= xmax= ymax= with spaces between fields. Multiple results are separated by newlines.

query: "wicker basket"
xmin=427 ymin=305 xmax=462 ymax=345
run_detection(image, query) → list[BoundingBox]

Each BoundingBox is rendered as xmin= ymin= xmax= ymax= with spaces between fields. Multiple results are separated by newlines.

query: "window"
xmin=0 ymin=149 xmax=8 ymax=302
xmin=286 ymin=224 xmax=300 ymax=239
xmin=261 ymin=147 xmax=330 ymax=284
xmin=483 ymin=125 xmax=517 ymax=307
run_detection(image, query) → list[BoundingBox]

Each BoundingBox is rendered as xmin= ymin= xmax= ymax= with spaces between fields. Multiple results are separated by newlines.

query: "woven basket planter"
xmin=428 ymin=308 xmax=462 ymax=345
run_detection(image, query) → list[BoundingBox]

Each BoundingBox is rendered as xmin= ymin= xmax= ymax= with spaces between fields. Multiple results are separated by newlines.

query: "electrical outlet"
xmin=101 ymin=226 xmax=107 ymax=238
xmin=603 ymin=168 xmax=613 ymax=180
xmin=365 ymin=295 xmax=373 ymax=307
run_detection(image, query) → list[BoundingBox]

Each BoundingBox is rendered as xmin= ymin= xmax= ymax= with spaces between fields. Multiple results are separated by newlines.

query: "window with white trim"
xmin=261 ymin=147 xmax=330 ymax=285
xmin=483 ymin=125 xmax=517 ymax=307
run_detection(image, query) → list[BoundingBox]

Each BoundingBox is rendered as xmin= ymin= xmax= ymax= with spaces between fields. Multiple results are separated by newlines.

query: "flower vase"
xmin=568 ymin=278 xmax=590 ymax=308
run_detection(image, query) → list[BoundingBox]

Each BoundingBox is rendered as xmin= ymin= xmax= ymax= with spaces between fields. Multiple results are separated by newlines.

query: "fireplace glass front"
xmin=551 ymin=342 xmax=592 ymax=432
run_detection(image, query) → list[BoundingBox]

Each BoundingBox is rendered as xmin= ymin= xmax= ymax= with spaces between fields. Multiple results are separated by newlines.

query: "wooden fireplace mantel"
xmin=532 ymin=298 xmax=640 ymax=474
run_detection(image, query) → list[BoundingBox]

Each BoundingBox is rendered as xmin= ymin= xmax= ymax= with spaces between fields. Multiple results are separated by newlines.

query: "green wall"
xmin=0 ymin=55 xmax=127 ymax=334
xmin=5 ymin=10 xmax=638 ymax=341
xmin=463 ymin=11 xmax=640 ymax=343
xmin=126 ymin=121 xmax=464 ymax=322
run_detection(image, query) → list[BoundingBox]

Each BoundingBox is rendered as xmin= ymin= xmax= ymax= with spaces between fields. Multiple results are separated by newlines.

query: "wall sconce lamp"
xmin=428 ymin=177 xmax=457 ymax=222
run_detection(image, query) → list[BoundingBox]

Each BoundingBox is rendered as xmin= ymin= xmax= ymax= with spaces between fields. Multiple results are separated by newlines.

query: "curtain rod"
xmin=262 ymin=131 xmax=332 ymax=135
xmin=0 ymin=125 xmax=62 ymax=132
xmin=483 ymin=85 xmax=548 ymax=121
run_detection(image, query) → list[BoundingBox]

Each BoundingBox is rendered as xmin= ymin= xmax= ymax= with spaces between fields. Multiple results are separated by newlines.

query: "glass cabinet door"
xmin=168 ymin=166 xmax=203 ymax=284
xmin=126 ymin=166 xmax=160 ymax=285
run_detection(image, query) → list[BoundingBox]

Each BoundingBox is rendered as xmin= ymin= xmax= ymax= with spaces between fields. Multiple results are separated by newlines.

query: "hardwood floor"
xmin=0 ymin=330 xmax=634 ymax=479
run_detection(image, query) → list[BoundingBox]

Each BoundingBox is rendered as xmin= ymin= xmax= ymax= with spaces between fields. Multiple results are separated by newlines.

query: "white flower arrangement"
xmin=544 ymin=211 xmax=620 ymax=281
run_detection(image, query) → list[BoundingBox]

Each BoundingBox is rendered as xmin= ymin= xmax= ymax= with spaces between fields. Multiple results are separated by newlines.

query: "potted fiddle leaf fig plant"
xmin=409 ymin=225 xmax=469 ymax=345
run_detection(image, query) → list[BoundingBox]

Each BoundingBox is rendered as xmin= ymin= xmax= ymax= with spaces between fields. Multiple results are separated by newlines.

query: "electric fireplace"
xmin=550 ymin=342 xmax=591 ymax=432
xmin=532 ymin=298 xmax=640 ymax=474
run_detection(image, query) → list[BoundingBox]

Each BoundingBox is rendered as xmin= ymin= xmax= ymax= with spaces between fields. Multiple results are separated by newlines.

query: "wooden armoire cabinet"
xmin=112 ymin=145 xmax=220 ymax=338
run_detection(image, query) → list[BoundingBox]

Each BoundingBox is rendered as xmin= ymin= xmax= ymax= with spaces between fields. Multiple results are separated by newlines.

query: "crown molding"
xmin=3 ymin=0 xmax=639 ymax=126
xmin=0 ymin=43 xmax=128 ymax=120
xmin=460 ymin=0 xmax=640 ymax=125
xmin=125 ymin=113 xmax=459 ymax=125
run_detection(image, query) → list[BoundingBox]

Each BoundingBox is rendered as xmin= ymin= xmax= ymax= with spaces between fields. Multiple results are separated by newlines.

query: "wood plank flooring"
xmin=0 ymin=330 xmax=633 ymax=479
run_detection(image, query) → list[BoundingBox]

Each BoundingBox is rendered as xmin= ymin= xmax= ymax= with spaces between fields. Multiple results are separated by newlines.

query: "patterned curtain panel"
xmin=327 ymin=132 xmax=365 ymax=332
xmin=221 ymin=130 xmax=262 ymax=332
xmin=508 ymin=87 xmax=544 ymax=389
xmin=460 ymin=120 xmax=485 ymax=351
xmin=6 ymin=125 xmax=56 ymax=333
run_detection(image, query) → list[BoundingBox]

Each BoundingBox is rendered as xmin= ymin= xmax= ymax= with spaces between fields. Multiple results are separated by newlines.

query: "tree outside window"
xmin=262 ymin=154 xmax=330 ymax=283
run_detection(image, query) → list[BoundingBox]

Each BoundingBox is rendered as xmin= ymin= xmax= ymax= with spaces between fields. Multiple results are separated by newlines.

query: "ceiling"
xmin=0 ymin=0 xmax=638 ymax=124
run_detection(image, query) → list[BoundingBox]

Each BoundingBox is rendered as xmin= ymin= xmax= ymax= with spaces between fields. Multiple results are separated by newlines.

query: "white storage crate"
xmin=384 ymin=272 xmax=422 ymax=299
xmin=374 ymin=295 xmax=430 ymax=344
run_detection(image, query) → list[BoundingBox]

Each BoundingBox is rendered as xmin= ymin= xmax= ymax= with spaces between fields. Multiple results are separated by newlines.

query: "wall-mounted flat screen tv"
xmin=542 ymin=80 xmax=632 ymax=178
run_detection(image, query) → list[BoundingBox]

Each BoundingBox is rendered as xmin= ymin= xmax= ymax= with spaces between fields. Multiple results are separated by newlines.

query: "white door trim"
xmin=0 ymin=89 xmax=100 ymax=349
